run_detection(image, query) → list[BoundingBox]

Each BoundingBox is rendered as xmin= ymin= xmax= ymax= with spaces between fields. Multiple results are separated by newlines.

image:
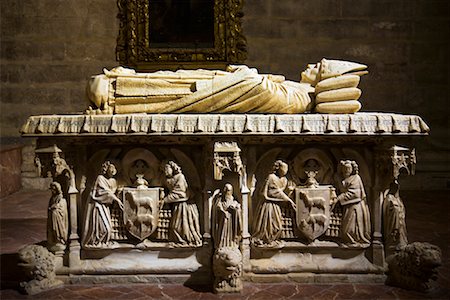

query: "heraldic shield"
xmin=295 ymin=186 xmax=335 ymax=241
xmin=122 ymin=187 xmax=162 ymax=240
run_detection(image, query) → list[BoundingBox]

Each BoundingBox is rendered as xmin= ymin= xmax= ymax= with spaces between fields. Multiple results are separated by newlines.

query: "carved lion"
xmin=18 ymin=244 xmax=63 ymax=295
xmin=213 ymin=247 xmax=242 ymax=292
xmin=386 ymin=242 xmax=442 ymax=292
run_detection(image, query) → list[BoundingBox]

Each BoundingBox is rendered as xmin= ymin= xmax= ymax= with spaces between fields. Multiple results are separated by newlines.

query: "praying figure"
xmin=334 ymin=160 xmax=371 ymax=247
xmin=47 ymin=182 xmax=68 ymax=253
xmin=211 ymin=183 xmax=242 ymax=249
xmin=82 ymin=161 xmax=124 ymax=248
xmin=383 ymin=180 xmax=408 ymax=257
xmin=252 ymin=160 xmax=296 ymax=247
xmin=163 ymin=161 xmax=202 ymax=247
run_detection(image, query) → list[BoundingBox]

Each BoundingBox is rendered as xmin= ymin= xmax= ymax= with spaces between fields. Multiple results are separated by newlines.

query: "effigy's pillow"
xmin=315 ymin=100 xmax=361 ymax=114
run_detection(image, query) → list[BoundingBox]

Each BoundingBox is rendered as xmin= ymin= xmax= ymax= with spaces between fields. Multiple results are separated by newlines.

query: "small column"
xmin=240 ymin=166 xmax=251 ymax=272
xmin=68 ymin=184 xmax=80 ymax=268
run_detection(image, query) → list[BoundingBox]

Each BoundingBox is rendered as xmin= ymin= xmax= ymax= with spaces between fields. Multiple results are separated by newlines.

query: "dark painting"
xmin=149 ymin=0 xmax=215 ymax=48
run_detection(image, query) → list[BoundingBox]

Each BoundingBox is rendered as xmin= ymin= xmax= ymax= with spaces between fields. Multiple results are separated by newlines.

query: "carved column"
xmin=374 ymin=145 xmax=416 ymax=262
xmin=35 ymin=144 xmax=80 ymax=268
xmin=211 ymin=141 xmax=245 ymax=293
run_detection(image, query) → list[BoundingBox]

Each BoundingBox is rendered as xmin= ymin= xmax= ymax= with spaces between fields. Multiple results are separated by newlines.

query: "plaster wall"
xmin=1 ymin=0 xmax=448 ymax=189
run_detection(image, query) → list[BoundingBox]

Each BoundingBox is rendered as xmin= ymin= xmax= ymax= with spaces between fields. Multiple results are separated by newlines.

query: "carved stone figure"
xmin=252 ymin=160 xmax=296 ymax=247
xmin=163 ymin=161 xmax=202 ymax=247
xmin=211 ymin=183 xmax=242 ymax=249
xmin=86 ymin=59 xmax=367 ymax=115
xmin=82 ymin=161 xmax=124 ymax=248
xmin=34 ymin=156 xmax=42 ymax=177
xmin=211 ymin=183 xmax=243 ymax=293
xmin=386 ymin=242 xmax=441 ymax=292
xmin=18 ymin=244 xmax=63 ymax=295
xmin=47 ymin=182 xmax=68 ymax=253
xmin=383 ymin=180 xmax=408 ymax=257
xmin=333 ymin=160 xmax=371 ymax=246
xmin=212 ymin=247 xmax=243 ymax=293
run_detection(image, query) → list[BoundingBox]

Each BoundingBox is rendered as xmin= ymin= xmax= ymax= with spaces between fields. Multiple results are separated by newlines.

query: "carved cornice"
xmin=116 ymin=0 xmax=247 ymax=70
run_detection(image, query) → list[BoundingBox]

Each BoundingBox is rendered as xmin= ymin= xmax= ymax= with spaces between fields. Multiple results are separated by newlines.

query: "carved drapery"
xmin=116 ymin=0 xmax=247 ymax=70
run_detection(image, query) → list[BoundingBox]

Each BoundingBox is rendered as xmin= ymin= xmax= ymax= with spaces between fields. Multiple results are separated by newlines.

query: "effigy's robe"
xmin=87 ymin=59 xmax=368 ymax=115
xmin=88 ymin=66 xmax=313 ymax=114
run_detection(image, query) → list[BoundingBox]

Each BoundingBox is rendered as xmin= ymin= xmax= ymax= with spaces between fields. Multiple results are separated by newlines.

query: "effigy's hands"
xmin=314 ymin=74 xmax=363 ymax=114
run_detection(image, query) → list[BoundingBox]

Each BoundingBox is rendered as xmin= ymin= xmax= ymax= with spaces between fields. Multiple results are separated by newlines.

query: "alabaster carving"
xmin=386 ymin=242 xmax=441 ymax=292
xmin=382 ymin=180 xmax=408 ymax=257
xmin=82 ymin=161 xmax=124 ymax=248
xmin=18 ymin=244 xmax=63 ymax=295
xmin=213 ymin=247 xmax=243 ymax=293
xmin=123 ymin=187 xmax=163 ymax=240
xmin=252 ymin=160 xmax=296 ymax=247
xmin=163 ymin=161 xmax=202 ymax=247
xmin=213 ymin=142 xmax=244 ymax=180
xmin=47 ymin=182 xmax=69 ymax=253
xmin=391 ymin=146 xmax=416 ymax=179
xmin=295 ymin=181 xmax=336 ymax=242
xmin=211 ymin=184 xmax=242 ymax=249
xmin=86 ymin=59 xmax=367 ymax=115
xmin=211 ymin=183 xmax=243 ymax=293
xmin=333 ymin=160 xmax=371 ymax=247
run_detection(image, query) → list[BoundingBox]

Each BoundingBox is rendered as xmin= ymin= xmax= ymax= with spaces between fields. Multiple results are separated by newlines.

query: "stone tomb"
xmin=21 ymin=112 xmax=428 ymax=292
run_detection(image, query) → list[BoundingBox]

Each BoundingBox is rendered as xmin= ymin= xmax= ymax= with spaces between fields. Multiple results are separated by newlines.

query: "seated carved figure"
xmin=86 ymin=59 xmax=367 ymax=115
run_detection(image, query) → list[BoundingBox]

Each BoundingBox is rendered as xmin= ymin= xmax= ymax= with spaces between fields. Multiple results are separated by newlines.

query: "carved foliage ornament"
xmin=116 ymin=0 xmax=247 ymax=69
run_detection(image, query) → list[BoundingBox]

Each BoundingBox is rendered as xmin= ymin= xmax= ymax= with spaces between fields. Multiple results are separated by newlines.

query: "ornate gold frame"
xmin=116 ymin=0 xmax=247 ymax=70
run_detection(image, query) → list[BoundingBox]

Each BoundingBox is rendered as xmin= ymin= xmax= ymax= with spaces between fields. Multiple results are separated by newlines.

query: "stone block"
xmin=0 ymin=145 xmax=22 ymax=198
xmin=0 ymin=40 xmax=66 ymax=61
xmin=413 ymin=0 xmax=449 ymax=18
xmin=341 ymin=0 xmax=413 ymax=19
xmin=271 ymin=0 xmax=340 ymax=19
xmin=21 ymin=177 xmax=52 ymax=191
xmin=413 ymin=20 xmax=449 ymax=41
xmin=243 ymin=0 xmax=270 ymax=17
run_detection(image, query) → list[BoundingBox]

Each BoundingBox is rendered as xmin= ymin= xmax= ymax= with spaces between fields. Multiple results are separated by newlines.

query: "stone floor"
xmin=0 ymin=189 xmax=448 ymax=299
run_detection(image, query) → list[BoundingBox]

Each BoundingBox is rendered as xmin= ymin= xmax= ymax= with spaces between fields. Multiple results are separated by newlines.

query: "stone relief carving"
xmin=86 ymin=59 xmax=367 ymax=115
xmin=213 ymin=247 xmax=243 ymax=293
xmin=18 ymin=244 xmax=63 ymax=295
xmin=377 ymin=145 xmax=416 ymax=257
xmin=252 ymin=160 xmax=296 ymax=247
xmin=213 ymin=142 xmax=244 ymax=180
xmin=163 ymin=161 xmax=202 ymax=247
xmin=211 ymin=183 xmax=242 ymax=249
xmin=295 ymin=173 xmax=336 ymax=242
xmin=81 ymin=161 xmax=124 ymax=248
xmin=211 ymin=183 xmax=243 ymax=293
xmin=382 ymin=180 xmax=408 ymax=257
xmin=47 ymin=182 xmax=69 ymax=253
xmin=123 ymin=187 xmax=163 ymax=241
xmin=333 ymin=160 xmax=371 ymax=247
xmin=386 ymin=242 xmax=442 ymax=292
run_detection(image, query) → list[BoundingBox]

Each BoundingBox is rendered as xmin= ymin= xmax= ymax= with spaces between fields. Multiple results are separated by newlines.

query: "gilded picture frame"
xmin=116 ymin=0 xmax=247 ymax=70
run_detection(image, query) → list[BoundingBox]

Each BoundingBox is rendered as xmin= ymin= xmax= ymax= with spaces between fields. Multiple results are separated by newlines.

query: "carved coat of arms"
xmin=122 ymin=188 xmax=162 ymax=240
xmin=295 ymin=186 xmax=335 ymax=241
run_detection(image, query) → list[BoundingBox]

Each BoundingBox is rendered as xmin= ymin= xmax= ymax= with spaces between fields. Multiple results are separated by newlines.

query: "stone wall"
xmin=1 ymin=0 xmax=448 ymax=189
